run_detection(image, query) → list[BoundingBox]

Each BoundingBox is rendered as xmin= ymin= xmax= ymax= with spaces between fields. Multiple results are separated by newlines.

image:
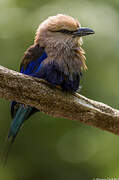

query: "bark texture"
xmin=0 ymin=65 xmax=119 ymax=135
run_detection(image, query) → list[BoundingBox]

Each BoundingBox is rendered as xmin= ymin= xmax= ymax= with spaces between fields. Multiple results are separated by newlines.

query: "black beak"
xmin=73 ymin=27 xmax=95 ymax=37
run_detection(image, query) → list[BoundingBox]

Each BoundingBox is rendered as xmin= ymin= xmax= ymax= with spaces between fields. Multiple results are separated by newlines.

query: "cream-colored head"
xmin=35 ymin=14 xmax=82 ymax=46
xmin=35 ymin=14 xmax=94 ymax=48
xmin=36 ymin=14 xmax=80 ymax=32
xmin=34 ymin=14 xmax=94 ymax=72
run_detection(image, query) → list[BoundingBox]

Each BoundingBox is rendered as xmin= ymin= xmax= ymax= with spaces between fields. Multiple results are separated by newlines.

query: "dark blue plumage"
xmin=33 ymin=60 xmax=81 ymax=92
xmin=21 ymin=48 xmax=80 ymax=92
xmin=20 ymin=51 xmax=47 ymax=75
xmin=4 ymin=14 xmax=94 ymax=163
xmin=9 ymin=49 xmax=47 ymax=142
xmin=9 ymin=47 xmax=81 ymax=150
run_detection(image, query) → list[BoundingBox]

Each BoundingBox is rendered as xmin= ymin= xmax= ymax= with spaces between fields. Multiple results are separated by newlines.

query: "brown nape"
xmin=20 ymin=44 xmax=44 ymax=71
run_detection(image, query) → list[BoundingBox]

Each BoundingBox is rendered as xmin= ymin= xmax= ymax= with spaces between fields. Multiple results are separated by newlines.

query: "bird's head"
xmin=35 ymin=14 xmax=94 ymax=49
xmin=35 ymin=14 xmax=94 ymax=72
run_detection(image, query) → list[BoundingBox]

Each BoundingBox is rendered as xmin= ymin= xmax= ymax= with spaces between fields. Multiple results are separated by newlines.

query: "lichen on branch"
xmin=0 ymin=65 xmax=119 ymax=136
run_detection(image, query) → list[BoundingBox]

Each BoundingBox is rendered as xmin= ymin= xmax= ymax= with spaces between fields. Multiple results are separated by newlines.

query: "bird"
xmin=4 ymin=14 xmax=94 ymax=160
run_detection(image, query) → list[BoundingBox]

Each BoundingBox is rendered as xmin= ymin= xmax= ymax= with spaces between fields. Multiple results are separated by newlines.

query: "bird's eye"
xmin=58 ymin=29 xmax=72 ymax=34
xmin=57 ymin=29 xmax=76 ymax=34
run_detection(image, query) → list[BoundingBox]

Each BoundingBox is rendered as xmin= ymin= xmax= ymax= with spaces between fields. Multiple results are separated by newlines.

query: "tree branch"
xmin=0 ymin=65 xmax=119 ymax=136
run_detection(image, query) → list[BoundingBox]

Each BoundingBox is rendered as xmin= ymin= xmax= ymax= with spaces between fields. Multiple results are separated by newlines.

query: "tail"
xmin=1 ymin=105 xmax=33 ymax=165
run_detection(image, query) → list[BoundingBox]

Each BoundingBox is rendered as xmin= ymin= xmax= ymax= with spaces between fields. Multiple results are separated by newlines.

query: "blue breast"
xmin=21 ymin=51 xmax=80 ymax=92
xmin=32 ymin=61 xmax=80 ymax=92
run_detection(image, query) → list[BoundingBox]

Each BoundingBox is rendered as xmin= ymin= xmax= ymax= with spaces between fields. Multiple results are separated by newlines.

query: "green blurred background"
xmin=0 ymin=0 xmax=119 ymax=179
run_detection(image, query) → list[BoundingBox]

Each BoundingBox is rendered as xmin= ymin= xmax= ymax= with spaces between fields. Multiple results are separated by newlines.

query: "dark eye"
xmin=58 ymin=29 xmax=72 ymax=34
xmin=57 ymin=29 xmax=76 ymax=34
